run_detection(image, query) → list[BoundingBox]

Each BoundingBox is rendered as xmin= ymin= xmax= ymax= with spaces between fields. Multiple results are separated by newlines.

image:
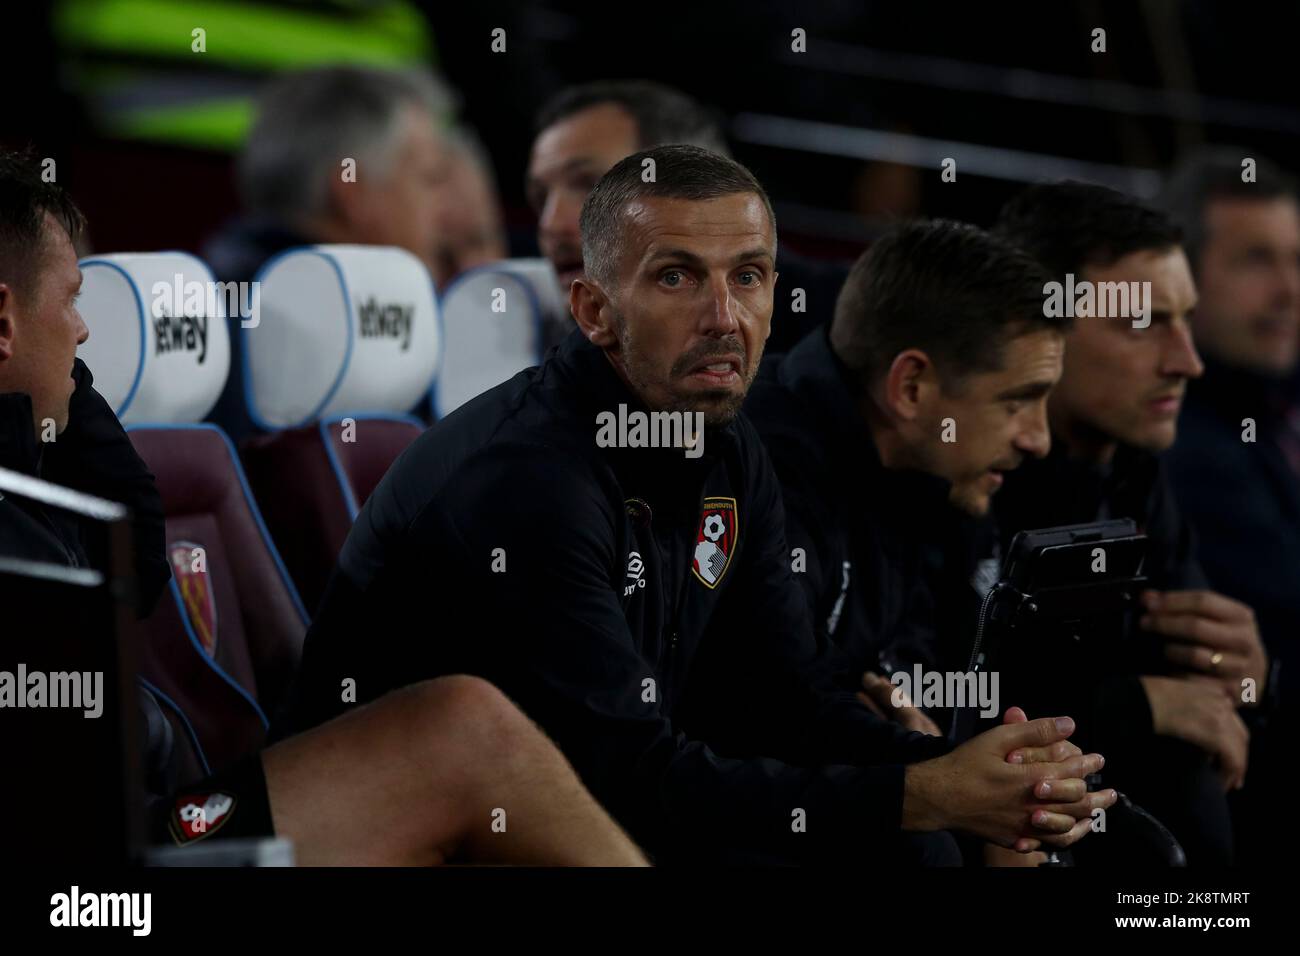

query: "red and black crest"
xmin=692 ymin=496 xmax=738 ymax=588
xmin=168 ymin=792 xmax=237 ymax=845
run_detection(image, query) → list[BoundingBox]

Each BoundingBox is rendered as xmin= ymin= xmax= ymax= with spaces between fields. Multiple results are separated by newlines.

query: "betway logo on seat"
xmin=357 ymin=298 xmax=414 ymax=351
xmin=151 ymin=307 xmax=208 ymax=363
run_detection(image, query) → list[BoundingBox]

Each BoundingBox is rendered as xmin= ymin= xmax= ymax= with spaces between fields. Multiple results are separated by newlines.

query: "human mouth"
xmin=1149 ymin=393 xmax=1182 ymax=416
xmin=684 ymin=357 xmax=743 ymax=386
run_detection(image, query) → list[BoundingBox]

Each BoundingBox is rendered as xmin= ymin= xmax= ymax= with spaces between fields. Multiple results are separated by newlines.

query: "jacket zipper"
xmin=657 ymin=484 xmax=710 ymax=703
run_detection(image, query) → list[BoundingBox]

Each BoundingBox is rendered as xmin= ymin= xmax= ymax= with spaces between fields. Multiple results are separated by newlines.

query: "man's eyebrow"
xmin=732 ymin=247 xmax=775 ymax=267
xmin=1145 ymin=301 xmax=1197 ymax=321
xmin=996 ymin=379 xmax=1055 ymax=401
xmin=1239 ymin=242 xmax=1275 ymax=257
xmin=527 ymin=156 xmax=602 ymax=188
xmin=643 ymin=246 xmax=775 ymax=269
xmin=644 ymin=247 xmax=708 ymax=269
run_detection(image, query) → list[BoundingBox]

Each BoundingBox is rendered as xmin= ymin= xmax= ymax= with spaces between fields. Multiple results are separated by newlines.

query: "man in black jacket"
xmin=0 ymin=150 xmax=169 ymax=604
xmin=0 ymin=148 xmax=647 ymax=867
xmin=285 ymin=145 xmax=1116 ymax=865
xmin=995 ymin=181 xmax=1272 ymax=864
xmin=745 ymin=221 xmax=1066 ymax=742
xmin=1159 ymin=150 xmax=1300 ymax=864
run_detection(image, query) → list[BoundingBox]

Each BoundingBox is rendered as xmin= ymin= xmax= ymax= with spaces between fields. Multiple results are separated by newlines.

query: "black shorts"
xmin=147 ymin=752 xmax=275 ymax=848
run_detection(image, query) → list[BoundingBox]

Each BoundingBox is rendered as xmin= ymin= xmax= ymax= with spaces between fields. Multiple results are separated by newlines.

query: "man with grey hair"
xmin=286 ymin=144 xmax=1115 ymax=866
xmin=204 ymin=64 xmax=454 ymax=440
xmin=526 ymin=80 xmax=847 ymax=352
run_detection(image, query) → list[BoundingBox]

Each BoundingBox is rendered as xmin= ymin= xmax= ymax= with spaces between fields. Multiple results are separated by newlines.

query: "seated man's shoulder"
xmin=411 ymin=434 xmax=614 ymax=543
xmin=741 ymin=380 xmax=830 ymax=489
xmin=746 ymin=359 xmax=813 ymax=432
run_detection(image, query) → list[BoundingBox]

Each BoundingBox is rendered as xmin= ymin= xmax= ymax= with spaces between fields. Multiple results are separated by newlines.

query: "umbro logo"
xmin=623 ymin=551 xmax=646 ymax=597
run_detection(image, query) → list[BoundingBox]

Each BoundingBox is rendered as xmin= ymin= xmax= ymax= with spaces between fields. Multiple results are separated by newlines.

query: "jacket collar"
xmin=1000 ymin=432 xmax=1158 ymax=533
xmin=1185 ymin=355 xmax=1296 ymax=428
xmin=0 ymin=392 xmax=41 ymax=478
xmin=774 ymin=326 xmax=954 ymax=528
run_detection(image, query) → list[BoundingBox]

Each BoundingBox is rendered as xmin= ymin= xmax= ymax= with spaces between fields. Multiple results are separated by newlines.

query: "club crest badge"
xmin=692 ymin=497 xmax=738 ymax=588
xmin=169 ymin=791 xmax=237 ymax=844
xmin=169 ymin=540 xmax=217 ymax=657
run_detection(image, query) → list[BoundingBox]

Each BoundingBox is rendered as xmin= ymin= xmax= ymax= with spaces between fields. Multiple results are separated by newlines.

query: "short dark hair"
xmin=1158 ymin=148 xmax=1297 ymax=271
xmin=831 ymin=219 xmax=1064 ymax=390
xmin=535 ymin=80 xmax=729 ymax=157
xmin=579 ymin=144 xmax=774 ymax=286
xmin=0 ymin=148 xmax=85 ymax=298
xmin=995 ymin=180 xmax=1183 ymax=280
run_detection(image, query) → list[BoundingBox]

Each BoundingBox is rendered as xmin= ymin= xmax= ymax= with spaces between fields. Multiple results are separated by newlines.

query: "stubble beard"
xmin=613 ymin=313 xmax=755 ymax=426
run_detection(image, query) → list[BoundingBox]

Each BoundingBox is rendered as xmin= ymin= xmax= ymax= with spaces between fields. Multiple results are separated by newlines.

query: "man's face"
xmin=584 ymin=193 xmax=776 ymax=426
xmin=911 ymin=329 xmax=1063 ymax=516
xmin=429 ymin=149 xmax=507 ymax=287
xmin=1191 ymin=197 xmax=1300 ymax=375
xmin=527 ymin=103 xmax=641 ymax=290
xmin=1050 ymin=247 xmax=1202 ymax=456
xmin=346 ymin=105 xmax=449 ymax=271
xmin=0 ymin=213 xmax=88 ymax=435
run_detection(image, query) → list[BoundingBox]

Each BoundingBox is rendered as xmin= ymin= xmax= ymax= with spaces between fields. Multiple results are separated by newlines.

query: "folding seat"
xmin=78 ymin=251 xmax=309 ymax=777
xmin=492 ymin=256 xmax=575 ymax=355
xmin=237 ymin=245 xmax=442 ymax=613
xmin=432 ymin=262 xmax=545 ymax=417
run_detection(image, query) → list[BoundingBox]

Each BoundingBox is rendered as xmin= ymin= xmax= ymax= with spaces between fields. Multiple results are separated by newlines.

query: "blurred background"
xmin=3 ymin=0 xmax=1298 ymax=265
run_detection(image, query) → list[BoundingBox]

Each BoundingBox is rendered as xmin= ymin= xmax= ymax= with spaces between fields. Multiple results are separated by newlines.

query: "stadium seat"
xmin=494 ymin=256 xmax=567 ymax=326
xmin=432 ymin=263 xmax=544 ymax=417
xmin=78 ymin=251 xmax=309 ymax=775
xmin=238 ymin=245 xmax=440 ymax=613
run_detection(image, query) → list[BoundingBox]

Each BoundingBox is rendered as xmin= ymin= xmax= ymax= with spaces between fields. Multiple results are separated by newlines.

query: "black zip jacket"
xmin=1 ymin=390 xmax=86 ymax=566
xmin=745 ymin=327 xmax=976 ymax=691
xmin=280 ymin=329 xmax=949 ymax=863
xmin=1 ymin=359 xmax=169 ymax=615
xmin=1166 ymin=358 xmax=1295 ymax=719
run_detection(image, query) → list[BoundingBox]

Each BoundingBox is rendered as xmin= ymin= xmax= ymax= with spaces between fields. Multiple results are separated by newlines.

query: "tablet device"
xmin=952 ymin=519 xmax=1149 ymax=743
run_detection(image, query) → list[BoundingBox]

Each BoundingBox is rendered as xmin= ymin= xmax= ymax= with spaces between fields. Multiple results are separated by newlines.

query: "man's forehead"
xmin=1084 ymin=247 xmax=1196 ymax=308
xmin=399 ymin=105 xmax=444 ymax=155
xmin=624 ymin=195 xmax=775 ymax=257
xmin=38 ymin=211 xmax=78 ymax=262
xmin=1206 ymin=195 xmax=1300 ymax=244
xmin=988 ymin=329 xmax=1064 ymax=379
xmin=529 ymin=104 xmax=639 ymax=178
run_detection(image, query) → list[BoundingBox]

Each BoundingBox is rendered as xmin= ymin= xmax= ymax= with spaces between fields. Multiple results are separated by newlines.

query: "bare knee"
xmin=397 ymin=675 xmax=541 ymax=770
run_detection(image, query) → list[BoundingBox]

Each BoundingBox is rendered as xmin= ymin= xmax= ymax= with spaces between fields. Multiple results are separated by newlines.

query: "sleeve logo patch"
xmin=692 ymin=497 xmax=738 ymax=588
